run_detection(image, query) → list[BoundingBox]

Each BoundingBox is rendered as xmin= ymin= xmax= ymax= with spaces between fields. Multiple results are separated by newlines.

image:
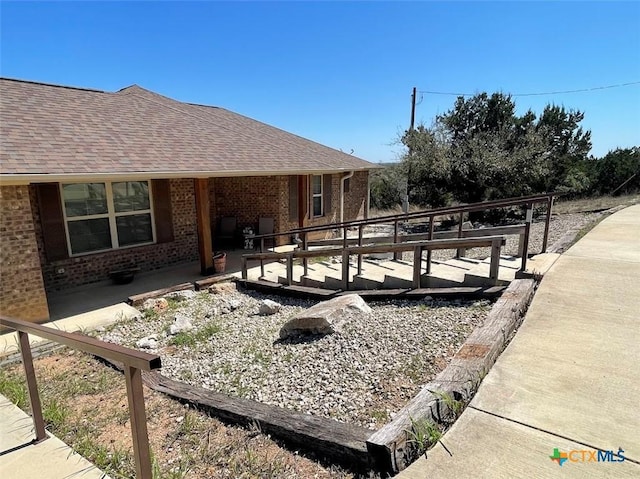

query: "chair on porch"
xmin=217 ymin=216 xmax=237 ymax=249
xmin=258 ymin=217 xmax=275 ymax=251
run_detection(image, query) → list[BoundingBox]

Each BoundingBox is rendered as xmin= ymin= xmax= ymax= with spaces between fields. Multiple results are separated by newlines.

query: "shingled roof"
xmin=0 ymin=78 xmax=375 ymax=181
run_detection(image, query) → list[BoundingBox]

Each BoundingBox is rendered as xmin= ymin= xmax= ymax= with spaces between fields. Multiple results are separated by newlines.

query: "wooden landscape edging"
xmin=366 ymin=278 xmax=537 ymax=475
xmin=103 ymin=359 xmax=372 ymax=471
xmin=128 ymin=283 xmax=195 ymax=307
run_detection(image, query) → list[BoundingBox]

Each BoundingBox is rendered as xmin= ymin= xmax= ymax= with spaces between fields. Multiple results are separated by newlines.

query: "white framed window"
xmin=311 ymin=174 xmax=323 ymax=217
xmin=61 ymin=181 xmax=155 ymax=255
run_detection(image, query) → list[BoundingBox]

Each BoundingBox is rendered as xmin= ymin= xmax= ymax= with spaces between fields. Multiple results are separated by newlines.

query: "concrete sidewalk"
xmin=0 ymin=395 xmax=109 ymax=478
xmin=399 ymin=205 xmax=640 ymax=478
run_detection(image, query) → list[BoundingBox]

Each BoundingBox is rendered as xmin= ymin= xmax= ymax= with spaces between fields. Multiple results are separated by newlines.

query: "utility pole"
xmin=405 ymin=87 xmax=417 ymax=214
xmin=410 ymin=86 xmax=417 ymax=131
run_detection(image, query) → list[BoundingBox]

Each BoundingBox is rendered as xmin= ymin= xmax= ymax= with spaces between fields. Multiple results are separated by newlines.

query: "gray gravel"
xmin=101 ymin=291 xmax=488 ymax=429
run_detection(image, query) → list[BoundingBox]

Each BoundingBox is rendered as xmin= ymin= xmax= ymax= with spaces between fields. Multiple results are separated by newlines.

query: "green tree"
xmin=396 ymin=92 xmax=592 ymax=207
xmin=592 ymin=147 xmax=640 ymax=195
xmin=369 ymin=163 xmax=406 ymax=210
xmin=402 ymin=124 xmax=451 ymax=207
xmin=536 ymin=105 xmax=592 ymax=194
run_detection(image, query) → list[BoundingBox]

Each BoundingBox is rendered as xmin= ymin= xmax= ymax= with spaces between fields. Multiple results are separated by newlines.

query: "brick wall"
xmin=281 ymin=172 xmax=369 ymax=239
xmin=211 ymin=176 xmax=290 ymax=246
xmin=343 ymin=170 xmax=369 ymax=221
xmin=31 ymin=178 xmax=199 ymax=291
xmin=23 ymin=172 xmax=370 ymax=294
xmin=0 ymin=185 xmax=50 ymax=321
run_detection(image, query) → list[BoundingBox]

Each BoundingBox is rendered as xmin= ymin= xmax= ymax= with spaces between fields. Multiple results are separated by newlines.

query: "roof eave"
xmin=0 ymin=167 xmax=375 ymax=185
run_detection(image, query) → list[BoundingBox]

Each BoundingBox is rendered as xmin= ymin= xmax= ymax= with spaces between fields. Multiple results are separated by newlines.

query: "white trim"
xmin=60 ymin=180 xmax=156 ymax=257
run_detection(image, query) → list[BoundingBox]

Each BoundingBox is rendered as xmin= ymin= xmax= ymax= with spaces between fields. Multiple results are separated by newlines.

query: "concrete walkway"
xmin=399 ymin=205 xmax=640 ymax=478
xmin=0 ymin=395 xmax=109 ymax=478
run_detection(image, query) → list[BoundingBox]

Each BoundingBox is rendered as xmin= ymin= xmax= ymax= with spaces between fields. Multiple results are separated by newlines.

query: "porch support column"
xmin=194 ymin=178 xmax=214 ymax=275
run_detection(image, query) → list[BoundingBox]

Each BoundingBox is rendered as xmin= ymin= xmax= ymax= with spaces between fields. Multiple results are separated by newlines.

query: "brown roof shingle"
xmin=0 ymin=78 xmax=375 ymax=178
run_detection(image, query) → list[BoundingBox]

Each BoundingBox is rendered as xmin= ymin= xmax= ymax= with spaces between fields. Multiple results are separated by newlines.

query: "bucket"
xmin=213 ymin=252 xmax=227 ymax=273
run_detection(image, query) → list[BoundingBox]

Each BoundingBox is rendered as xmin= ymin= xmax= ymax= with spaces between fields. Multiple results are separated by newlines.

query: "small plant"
xmin=405 ymin=354 xmax=426 ymax=383
xmin=406 ymin=417 xmax=442 ymax=456
xmin=0 ymin=369 xmax=28 ymax=409
xmin=43 ymin=398 xmax=69 ymax=426
xmin=370 ymin=409 xmax=389 ymax=423
xmin=143 ymin=308 xmax=159 ymax=321
xmin=168 ymin=321 xmax=221 ymax=347
xmin=169 ymin=332 xmax=197 ymax=348
xmin=431 ymin=389 xmax=465 ymax=421
xmin=197 ymin=322 xmax=222 ymax=340
xmin=165 ymin=296 xmax=184 ymax=310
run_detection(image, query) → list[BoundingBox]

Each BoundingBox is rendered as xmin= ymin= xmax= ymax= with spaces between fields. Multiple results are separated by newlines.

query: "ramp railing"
xmin=0 ymin=316 xmax=161 ymax=479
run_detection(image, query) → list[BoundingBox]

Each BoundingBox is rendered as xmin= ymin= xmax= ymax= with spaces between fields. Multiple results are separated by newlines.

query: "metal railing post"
xmin=260 ymin=238 xmax=265 ymax=278
xmin=542 ymin=195 xmax=554 ymax=253
xmin=18 ymin=331 xmax=47 ymax=443
xmin=241 ymin=257 xmax=247 ymax=280
xmin=124 ymin=365 xmax=153 ymax=479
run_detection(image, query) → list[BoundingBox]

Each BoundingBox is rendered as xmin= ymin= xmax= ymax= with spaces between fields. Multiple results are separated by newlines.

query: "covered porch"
xmin=45 ymin=249 xmax=249 ymax=320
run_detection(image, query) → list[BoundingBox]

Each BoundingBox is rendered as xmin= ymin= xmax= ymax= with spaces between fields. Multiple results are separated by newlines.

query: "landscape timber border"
xmin=0 ymin=276 xmax=540 ymax=476
xmin=366 ymin=278 xmax=537 ymax=475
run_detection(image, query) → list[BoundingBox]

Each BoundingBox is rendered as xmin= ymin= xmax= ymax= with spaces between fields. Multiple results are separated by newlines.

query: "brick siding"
xmin=31 ymin=178 xmax=199 ymax=291
xmin=211 ymin=172 xmax=368 ymax=245
xmin=11 ymin=172 xmax=369 ymax=296
xmin=0 ymin=185 xmax=50 ymax=321
xmin=280 ymin=172 xmax=369 ymax=240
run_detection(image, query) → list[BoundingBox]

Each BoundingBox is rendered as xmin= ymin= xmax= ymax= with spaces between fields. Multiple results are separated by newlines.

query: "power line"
xmin=418 ymin=81 xmax=640 ymax=97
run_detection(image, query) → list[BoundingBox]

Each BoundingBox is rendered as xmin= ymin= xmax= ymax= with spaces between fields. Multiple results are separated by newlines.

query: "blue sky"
xmin=1 ymin=1 xmax=639 ymax=163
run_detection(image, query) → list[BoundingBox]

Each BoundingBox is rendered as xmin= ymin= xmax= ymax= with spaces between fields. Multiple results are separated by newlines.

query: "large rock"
xmin=169 ymin=313 xmax=194 ymax=335
xmin=142 ymin=298 xmax=169 ymax=314
xmin=136 ymin=335 xmax=158 ymax=349
xmin=166 ymin=290 xmax=197 ymax=301
xmin=279 ymin=294 xmax=371 ymax=339
xmin=208 ymin=282 xmax=237 ymax=295
xmin=259 ymin=299 xmax=282 ymax=315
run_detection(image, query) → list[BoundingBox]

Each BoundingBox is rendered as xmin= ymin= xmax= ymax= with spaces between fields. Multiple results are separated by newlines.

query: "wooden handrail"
xmin=342 ymin=236 xmax=506 ymax=255
xmin=305 ymin=224 xmax=526 ymax=247
xmin=0 ymin=316 xmax=161 ymax=479
xmin=242 ymin=236 xmax=507 ymax=290
xmin=250 ymin=192 xmax=557 ymax=240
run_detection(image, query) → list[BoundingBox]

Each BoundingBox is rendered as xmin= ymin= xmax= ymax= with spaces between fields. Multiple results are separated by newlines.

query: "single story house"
xmin=0 ymin=78 xmax=376 ymax=322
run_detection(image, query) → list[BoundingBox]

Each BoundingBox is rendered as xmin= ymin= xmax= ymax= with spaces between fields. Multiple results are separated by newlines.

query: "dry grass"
xmin=371 ymin=194 xmax=640 ymax=219
xmin=0 ymin=350 xmax=358 ymax=479
xmin=550 ymin=194 xmax=639 ymax=215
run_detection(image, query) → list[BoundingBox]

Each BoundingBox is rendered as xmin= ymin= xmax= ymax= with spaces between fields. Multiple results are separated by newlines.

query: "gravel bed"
xmin=99 ymin=212 xmax=595 ymax=431
xmin=100 ymin=290 xmax=489 ymax=429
